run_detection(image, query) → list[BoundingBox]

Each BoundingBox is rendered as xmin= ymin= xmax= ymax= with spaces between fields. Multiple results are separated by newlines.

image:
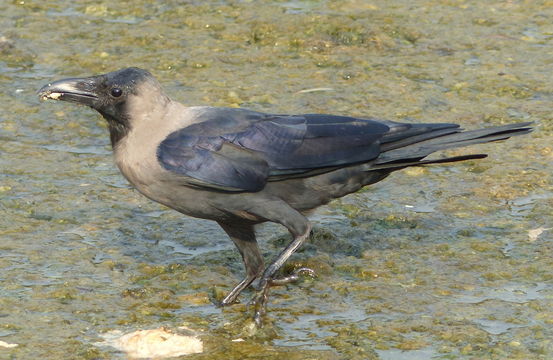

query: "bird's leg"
xmin=220 ymin=200 xmax=314 ymax=324
xmin=252 ymin=223 xmax=313 ymax=326
xmin=217 ymin=222 xmax=264 ymax=306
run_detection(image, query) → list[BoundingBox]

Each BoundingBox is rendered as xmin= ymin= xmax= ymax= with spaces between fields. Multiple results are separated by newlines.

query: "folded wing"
xmin=157 ymin=110 xmax=391 ymax=192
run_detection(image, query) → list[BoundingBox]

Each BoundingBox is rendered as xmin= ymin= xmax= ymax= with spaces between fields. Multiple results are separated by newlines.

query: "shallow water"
xmin=1 ymin=0 xmax=552 ymax=359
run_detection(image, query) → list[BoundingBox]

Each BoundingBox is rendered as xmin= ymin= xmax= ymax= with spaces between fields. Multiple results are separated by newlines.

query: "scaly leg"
xmin=252 ymin=223 xmax=312 ymax=326
xmin=218 ymin=198 xmax=315 ymax=325
xmin=217 ymin=221 xmax=264 ymax=306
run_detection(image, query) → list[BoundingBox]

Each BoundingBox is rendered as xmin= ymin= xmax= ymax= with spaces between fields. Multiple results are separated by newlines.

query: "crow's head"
xmin=38 ymin=67 xmax=168 ymax=145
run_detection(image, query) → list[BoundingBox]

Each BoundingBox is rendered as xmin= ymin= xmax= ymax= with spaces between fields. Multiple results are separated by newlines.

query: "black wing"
xmin=157 ymin=108 xmax=390 ymax=192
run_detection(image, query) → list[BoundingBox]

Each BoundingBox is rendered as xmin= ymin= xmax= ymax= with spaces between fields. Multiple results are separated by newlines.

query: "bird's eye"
xmin=110 ymin=88 xmax=123 ymax=97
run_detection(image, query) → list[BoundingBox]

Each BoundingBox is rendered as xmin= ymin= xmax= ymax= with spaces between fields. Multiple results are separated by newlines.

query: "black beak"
xmin=37 ymin=76 xmax=100 ymax=106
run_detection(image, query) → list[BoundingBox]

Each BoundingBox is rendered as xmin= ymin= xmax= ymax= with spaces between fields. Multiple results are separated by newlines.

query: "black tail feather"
xmin=369 ymin=154 xmax=488 ymax=171
xmin=376 ymin=122 xmax=532 ymax=164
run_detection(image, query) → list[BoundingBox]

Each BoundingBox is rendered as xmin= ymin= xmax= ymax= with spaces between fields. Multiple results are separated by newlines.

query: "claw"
xmin=269 ymin=267 xmax=316 ymax=286
xmin=218 ymin=298 xmax=238 ymax=307
xmin=250 ymin=281 xmax=270 ymax=326
xmin=249 ymin=267 xmax=317 ymax=326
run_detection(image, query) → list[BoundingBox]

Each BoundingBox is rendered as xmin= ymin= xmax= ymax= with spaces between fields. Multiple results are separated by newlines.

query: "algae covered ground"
xmin=0 ymin=0 xmax=552 ymax=359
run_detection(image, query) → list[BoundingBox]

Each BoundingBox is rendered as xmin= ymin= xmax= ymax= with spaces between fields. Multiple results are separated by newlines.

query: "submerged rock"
xmin=98 ymin=327 xmax=203 ymax=359
xmin=0 ymin=340 xmax=18 ymax=348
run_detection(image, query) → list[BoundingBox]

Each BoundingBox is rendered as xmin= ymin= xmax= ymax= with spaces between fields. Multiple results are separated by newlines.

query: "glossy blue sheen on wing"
xmin=157 ymin=110 xmax=390 ymax=192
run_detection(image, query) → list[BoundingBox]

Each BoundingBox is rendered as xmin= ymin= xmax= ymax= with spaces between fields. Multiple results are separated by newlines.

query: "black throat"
xmin=99 ymin=111 xmax=131 ymax=147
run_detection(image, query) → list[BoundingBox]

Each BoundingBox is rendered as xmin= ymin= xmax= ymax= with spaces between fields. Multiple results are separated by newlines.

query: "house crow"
xmin=38 ymin=67 xmax=532 ymax=325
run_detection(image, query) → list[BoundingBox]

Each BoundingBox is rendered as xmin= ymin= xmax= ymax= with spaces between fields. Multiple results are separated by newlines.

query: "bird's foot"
xmin=252 ymin=284 xmax=270 ymax=327
xmin=250 ymin=267 xmax=316 ymax=326
xmin=217 ymin=274 xmax=260 ymax=307
xmin=217 ymin=290 xmax=240 ymax=307
xmin=267 ymin=267 xmax=316 ymax=286
xmin=217 ymin=296 xmax=237 ymax=307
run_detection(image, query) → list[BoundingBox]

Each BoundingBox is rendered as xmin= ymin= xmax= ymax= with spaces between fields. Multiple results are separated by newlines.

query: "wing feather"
xmin=157 ymin=109 xmax=390 ymax=192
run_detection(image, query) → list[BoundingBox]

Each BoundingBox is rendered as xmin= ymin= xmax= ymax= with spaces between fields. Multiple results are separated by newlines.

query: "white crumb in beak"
xmin=40 ymin=92 xmax=63 ymax=101
xmin=48 ymin=92 xmax=62 ymax=100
